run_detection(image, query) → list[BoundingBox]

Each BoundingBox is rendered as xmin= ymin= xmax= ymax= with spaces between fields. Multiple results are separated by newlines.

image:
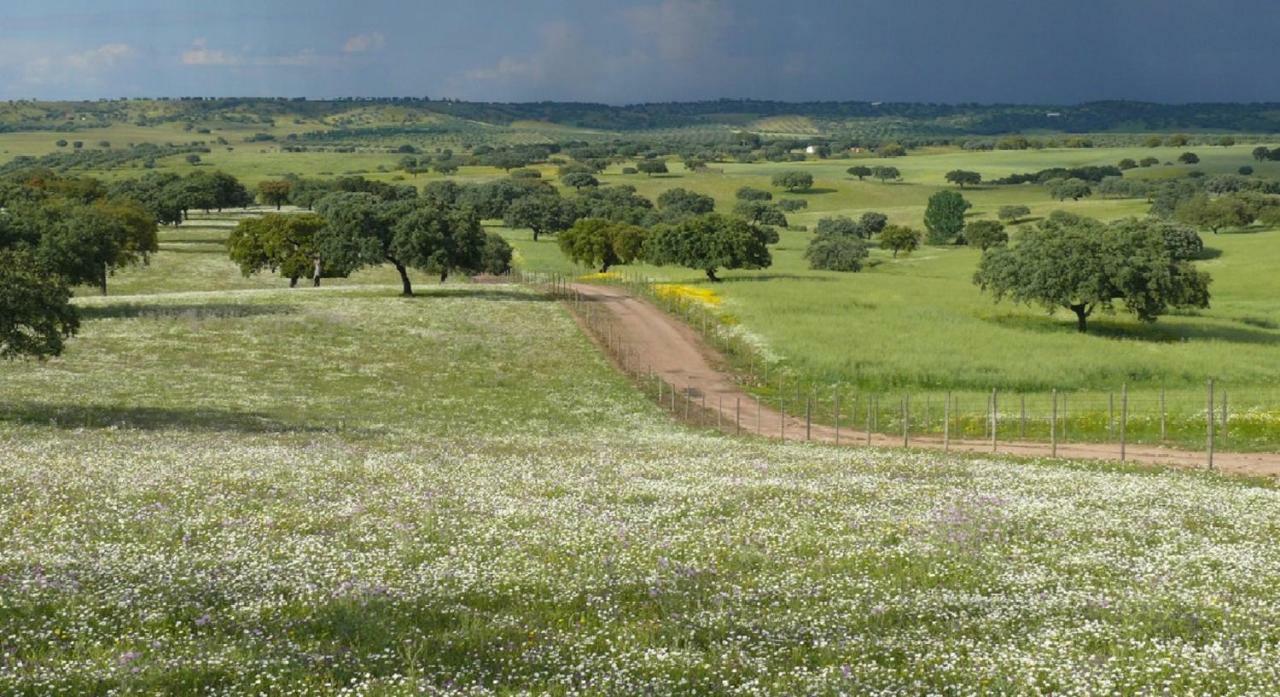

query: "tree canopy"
xmin=315 ymin=192 xmax=487 ymax=295
xmin=1047 ymin=178 xmax=1093 ymax=201
xmin=0 ymin=248 xmax=79 ymax=360
xmin=945 ymin=169 xmax=982 ymax=188
xmin=502 ymin=192 xmax=580 ymax=241
xmin=1174 ymin=194 xmax=1255 ymax=234
xmin=923 ymin=190 xmax=971 ymax=244
xmin=771 ymin=171 xmax=814 ymax=192
xmin=974 ymin=212 xmax=1211 ymax=333
xmin=806 ymin=232 xmax=868 ymax=272
xmin=227 ymin=213 xmax=338 ymax=287
xmin=879 ymin=225 xmax=921 ymax=257
xmin=644 ymin=213 xmax=772 ymax=282
xmin=962 ymin=219 xmax=1007 ymax=250
xmin=558 ymin=218 xmax=648 ymax=272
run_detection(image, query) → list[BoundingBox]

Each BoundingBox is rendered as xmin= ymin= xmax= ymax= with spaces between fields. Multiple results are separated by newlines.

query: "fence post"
xmin=991 ymin=388 xmax=998 ymax=453
xmin=1062 ymin=394 xmax=1069 ymax=442
xmin=902 ymin=395 xmax=909 ymax=448
xmin=1160 ymin=385 xmax=1166 ymax=442
xmin=805 ymin=396 xmax=812 ymax=442
xmin=866 ymin=397 xmax=873 ymax=447
xmin=1051 ymin=389 xmax=1058 ymax=458
xmin=943 ymin=391 xmax=951 ymax=453
xmin=1207 ymin=379 xmax=1215 ymax=470
xmin=1120 ymin=383 xmax=1128 ymax=462
xmin=834 ymin=392 xmax=841 ymax=446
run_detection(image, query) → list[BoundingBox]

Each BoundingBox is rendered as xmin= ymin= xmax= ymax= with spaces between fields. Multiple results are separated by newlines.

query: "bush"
xmin=963 ymin=220 xmax=1008 ymax=250
xmin=805 ymin=234 xmax=868 ymax=272
xmin=776 ymin=198 xmax=807 ymax=212
xmin=621 ymin=167 xmax=638 ymax=175
xmin=815 ymin=215 xmax=865 ymax=238
xmin=480 ymin=232 xmax=514 ymax=275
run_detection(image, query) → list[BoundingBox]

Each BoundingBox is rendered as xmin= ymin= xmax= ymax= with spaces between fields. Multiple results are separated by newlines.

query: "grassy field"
xmin=5 ymin=240 xmax=1280 ymax=690
xmin=32 ymin=131 xmax=1279 ymax=449
xmin=488 ymin=146 xmax=1280 ymax=450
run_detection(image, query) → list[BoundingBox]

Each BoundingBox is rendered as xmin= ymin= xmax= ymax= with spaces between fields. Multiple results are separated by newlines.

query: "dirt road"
xmin=568 ymin=282 xmax=1280 ymax=479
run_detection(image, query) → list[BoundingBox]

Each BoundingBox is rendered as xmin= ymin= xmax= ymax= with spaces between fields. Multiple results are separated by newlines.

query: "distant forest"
xmin=5 ymin=97 xmax=1280 ymax=135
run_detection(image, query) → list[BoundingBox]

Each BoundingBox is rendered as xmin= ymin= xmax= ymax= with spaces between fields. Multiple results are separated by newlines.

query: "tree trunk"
xmin=276 ymin=202 xmax=282 ymax=211
xmin=289 ymin=276 xmax=298 ymax=288
xmin=1070 ymin=303 xmax=1091 ymax=333
xmin=705 ymin=268 xmax=720 ymax=282
xmin=532 ymin=228 xmax=540 ymax=242
xmin=395 ymin=263 xmax=413 ymax=296
xmin=600 ymin=262 xmax=610 ymax=273
xmin=100 ymin=264 xmax=108 ymax=296
xmin=313 ymin=257 xmax=322 ymax=287
xmin=439 ymin=270 xmax=448 ymax=283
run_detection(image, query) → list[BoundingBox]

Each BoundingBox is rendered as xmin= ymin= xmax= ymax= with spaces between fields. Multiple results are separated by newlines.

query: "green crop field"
xmin=4 ymin=215 xmax=1280 ymax=691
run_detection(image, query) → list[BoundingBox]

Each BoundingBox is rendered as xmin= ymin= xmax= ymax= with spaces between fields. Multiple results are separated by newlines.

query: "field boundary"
xmin=510 ymin=270 xmax=1280 ymax=479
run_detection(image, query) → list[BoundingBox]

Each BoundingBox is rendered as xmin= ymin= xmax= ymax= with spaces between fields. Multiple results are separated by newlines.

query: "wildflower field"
xmin=3 ymin=284 xmax=1280 ymax=694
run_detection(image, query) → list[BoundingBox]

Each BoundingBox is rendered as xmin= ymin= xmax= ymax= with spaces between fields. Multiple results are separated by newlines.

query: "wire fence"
xmin=510 ymin=269 xmax=1280 ymax=465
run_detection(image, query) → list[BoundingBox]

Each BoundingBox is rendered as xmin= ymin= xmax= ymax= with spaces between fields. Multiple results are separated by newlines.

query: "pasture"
xmin=3 ymin=242 xmax=1280 ymax=691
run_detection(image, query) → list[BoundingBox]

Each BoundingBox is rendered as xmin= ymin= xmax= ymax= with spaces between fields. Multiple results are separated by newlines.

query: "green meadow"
xmin=29 ymin=127 xmax=1277 ymax=449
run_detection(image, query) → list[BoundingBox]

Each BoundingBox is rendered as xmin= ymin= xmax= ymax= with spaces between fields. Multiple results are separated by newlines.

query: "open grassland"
xmin=4 ymin=281 xmax=1280 ymax=693
xmin=50 ymin=138 xmax=1280 ymax=450
xmin=490 ymin=147 xmax=1280 ymax=450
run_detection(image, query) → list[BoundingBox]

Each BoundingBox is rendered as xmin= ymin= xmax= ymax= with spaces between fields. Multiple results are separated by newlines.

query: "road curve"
xmin=567 ymin=282 xmax=1280 ymax=480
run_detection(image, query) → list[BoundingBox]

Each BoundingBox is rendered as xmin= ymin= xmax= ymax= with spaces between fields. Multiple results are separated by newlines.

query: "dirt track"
xmin=568 ymin=282 xmax=1280 ymax=479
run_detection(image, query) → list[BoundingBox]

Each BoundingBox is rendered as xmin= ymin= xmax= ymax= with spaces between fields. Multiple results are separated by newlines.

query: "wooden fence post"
xmin=902 ymin=395 xmax=909 ymax=448
xmin=1108 ymin=392 xmax=1115 ymax=439
xmin=943 ymin=391 xmax=951 ymax=453
xmin=866 ymin=397 xmax=873 ymax=447
xmin=834 ymin=392 xmax=841 ymax=446
xmin=1062 ymin=394 xmax=1069 ymax=442
xmin=991 ymin=388 xmax=998 ymax=453
xmin=1207 ymin=379 xmax=1215 ymax=470
xmin=1051 ymin=389 xmax=1058 ymax=458
xmin=1120 ymin=383 xmax=1128 ymax=462
xmin=1160 ymin=385 xmax=1166 ymax=442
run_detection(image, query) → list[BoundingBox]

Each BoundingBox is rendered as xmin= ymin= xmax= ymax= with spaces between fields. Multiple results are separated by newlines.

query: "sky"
xmin=2 ymin=0 xmax=1280 ymax=104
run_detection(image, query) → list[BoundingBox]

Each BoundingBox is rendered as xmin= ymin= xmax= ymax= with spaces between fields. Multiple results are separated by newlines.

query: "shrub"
xmin=806 ymin=234 xmax=869 ymax=272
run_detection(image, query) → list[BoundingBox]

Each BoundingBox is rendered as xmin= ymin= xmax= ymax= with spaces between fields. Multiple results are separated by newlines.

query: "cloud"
xmin=343 ymin=32 xmax=386 ymax=54
xmin=19 ymin=43 xmax=136 ymax=86
xmin=454 ymin=0 xmax=741 ymax=102
xmin=623 ymin=0 xmax=733 ymax=64
xmin=182 ymin=38 xmax=240 ymax=66
xmin=180 ymin=39 xmax=328 ymax=68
